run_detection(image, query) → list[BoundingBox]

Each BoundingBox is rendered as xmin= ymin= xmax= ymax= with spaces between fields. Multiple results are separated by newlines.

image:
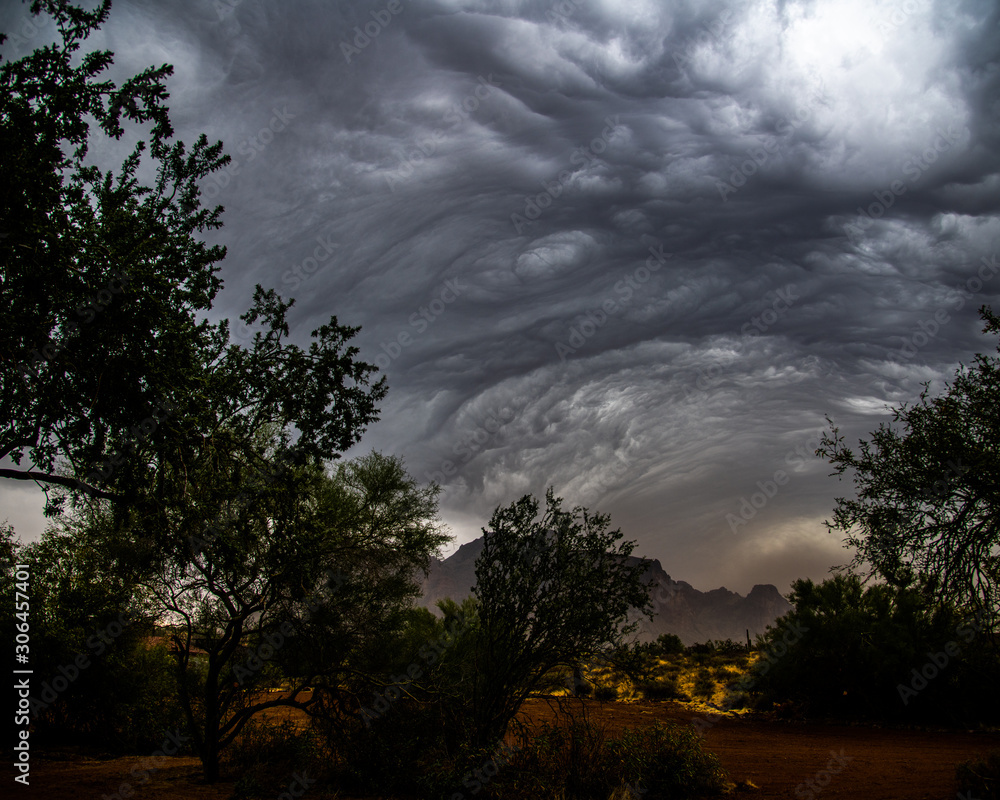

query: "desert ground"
xmin=21 ymin=695 xmax=998 ymax=800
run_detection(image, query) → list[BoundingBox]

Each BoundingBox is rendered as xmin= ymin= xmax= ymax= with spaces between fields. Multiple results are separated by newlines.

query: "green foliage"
xmin=656 ymin=633 xmax=685 ymax=655
xmin=139 ymin=449 xmax=446 ymax=781
xmin=487 ymin=719 xmax=728 ymax=800
xmin=693 ymin=668 xmax=716 ymax=699
xmin=471 ymin=488 xmax=653 ymax=747
xmin=18 ymin=522 xmax=184 ymax=751
xmin=607 ymin=641 xmax=659 ymax=684
xmin=820 ymin=307 xmax=1000 ymax=637
xmin=749 ymin=574 xmax=997 ymax=722
xmin=1 ymin=0 xmax=226 ymax=502
xmin=0 ymin=1 xmax=387 ymax=520
xmin=956 ymin=750 xmax=1000 ymax=800
xmin=640 ymin=677 xmax=688 ymax=702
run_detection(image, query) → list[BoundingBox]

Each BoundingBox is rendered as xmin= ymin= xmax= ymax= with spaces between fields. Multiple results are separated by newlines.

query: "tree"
xmin=748 ymin=575 xmax=994 ymax=722
xmin=469 ymin=488 xmax=652 ymax=747
xmin=819 ymin=307 xmax=1000 ymax=639
xmin=137 ymin=448 xmax=446 ymax=782
xmin=15 ymin=514 xmax=185 ymax=750
xmin=0 ymin=1 xmax=386 ymax=512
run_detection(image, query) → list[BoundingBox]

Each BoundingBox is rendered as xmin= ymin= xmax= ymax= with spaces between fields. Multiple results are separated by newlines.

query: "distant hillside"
xmin=419 ymin=537 xmax=791 ymax=646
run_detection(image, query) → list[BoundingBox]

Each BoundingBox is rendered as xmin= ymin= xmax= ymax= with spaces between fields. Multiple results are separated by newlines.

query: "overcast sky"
xmin=2 ymin=0 xmax=999 ymax=594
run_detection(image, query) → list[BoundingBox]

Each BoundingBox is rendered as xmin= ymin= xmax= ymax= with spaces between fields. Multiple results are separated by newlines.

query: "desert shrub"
xmin=610 ymin=722 xmax=729 ymax=799
xmin=750 ymin=575 xmax=998 ymax=722
xmin=640 ymin=677 xmax=688 ymax=701
xmin=594 ymin=683 xmax=619 ymax=701
xmin=710 ymin=639 xmax=748 ymax=655
xmin=693 ymin=669 xmax=716 ymax=699
xmin=327 ymin=698 xmax=477 ymax=797
xmin=225 ymin=719 xmax=324 ymax=798
xmin=956 ymin=751 xmax=1000 ymax=800
xmin=489 ymin=719 xmax=728 ymax=800
xmin=655 ymin=633 xmax=686 ymax=656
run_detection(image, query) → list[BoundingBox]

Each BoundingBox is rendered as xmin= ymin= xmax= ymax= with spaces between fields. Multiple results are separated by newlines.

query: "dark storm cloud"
xmin=3 ymin=0 xmax=998 ymax=594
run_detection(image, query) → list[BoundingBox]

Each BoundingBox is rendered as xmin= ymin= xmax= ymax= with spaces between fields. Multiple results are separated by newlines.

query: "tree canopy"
xmin=0 ymin=0 xmax=386 ymax=515
xmin=819 ymin=307 xmax=1000 ymax=637
xmin=470 ymin=488 xmax=652 ymax=747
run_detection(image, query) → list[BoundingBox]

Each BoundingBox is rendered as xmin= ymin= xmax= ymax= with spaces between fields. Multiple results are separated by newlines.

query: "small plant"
xmin=489 ymin=718 xmax=728 ymax=800
xmin=956 ymin=750 xmax=1000 ymax=800
xmin=640 ymin=677 xmax=688 ymax=702
xmin=694 ymin=668 xmax=716 ymax=699
xmin=611 ymin=721 xmax=729 ymax=799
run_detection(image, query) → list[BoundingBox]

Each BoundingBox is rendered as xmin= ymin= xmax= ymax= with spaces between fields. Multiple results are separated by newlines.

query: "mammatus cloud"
xmin=2 ymin=0 xmax=998 ymax=594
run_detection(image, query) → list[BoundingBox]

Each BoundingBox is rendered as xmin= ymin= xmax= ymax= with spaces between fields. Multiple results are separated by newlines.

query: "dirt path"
xmin=19 ymin=700 xmax=999 ymax=800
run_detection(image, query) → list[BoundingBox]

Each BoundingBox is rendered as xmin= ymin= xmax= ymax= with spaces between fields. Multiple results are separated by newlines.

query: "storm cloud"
xmin=3 ymin=0 xmax=998 ymax=594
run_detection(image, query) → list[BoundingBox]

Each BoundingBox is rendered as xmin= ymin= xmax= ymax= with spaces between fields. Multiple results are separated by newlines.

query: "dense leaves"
xmin=819 ymin=307 xmax=1000 ymax=637
xmin=471 ymin=488 xmax=653 ymax=747
xmin=749 ymin=575 xmax=997 ymax=722
xmin=0 ymin=1 xmax=386 ymax=515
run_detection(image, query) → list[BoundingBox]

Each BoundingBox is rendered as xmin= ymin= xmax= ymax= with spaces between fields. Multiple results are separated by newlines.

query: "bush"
xmin=693 ymin=669 xmax=716 ymax=699
xmin=224 ymin=719 xmax=324 ymax=798
xmin=490 ymin=719 xmax=728 ymax=799
xmin=326 ymin=699 xmax=474 ymax=797
xmin=655 ymin=633 xmax=685 ymax=656
xmin=611 ymin=722 xmax=729 ymax=799
xmin=640 ymin=677 xmax=688 ymax=702
xmin=594 ymin=684 xmax=619 ymax=701
xmin=750 ymin=575 xmax=999 ymax=722
xmin=956 ymin=751 xmax=1000 ymax=800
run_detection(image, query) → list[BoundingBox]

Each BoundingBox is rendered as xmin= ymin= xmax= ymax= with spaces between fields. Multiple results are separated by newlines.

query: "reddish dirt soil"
xmin=17 ymin=698 xmax=999 ymax=800
xmin=518 ymin=698 xmax=999 ymax=800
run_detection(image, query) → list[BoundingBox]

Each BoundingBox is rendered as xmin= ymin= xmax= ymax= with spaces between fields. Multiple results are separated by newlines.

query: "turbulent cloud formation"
xmin=3 ymin=0 xmax=999 ymax=594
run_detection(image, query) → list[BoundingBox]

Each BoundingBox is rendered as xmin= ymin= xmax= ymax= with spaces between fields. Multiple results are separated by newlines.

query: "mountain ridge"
xmin=419 ymin=537 xmax=791 ymax=645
